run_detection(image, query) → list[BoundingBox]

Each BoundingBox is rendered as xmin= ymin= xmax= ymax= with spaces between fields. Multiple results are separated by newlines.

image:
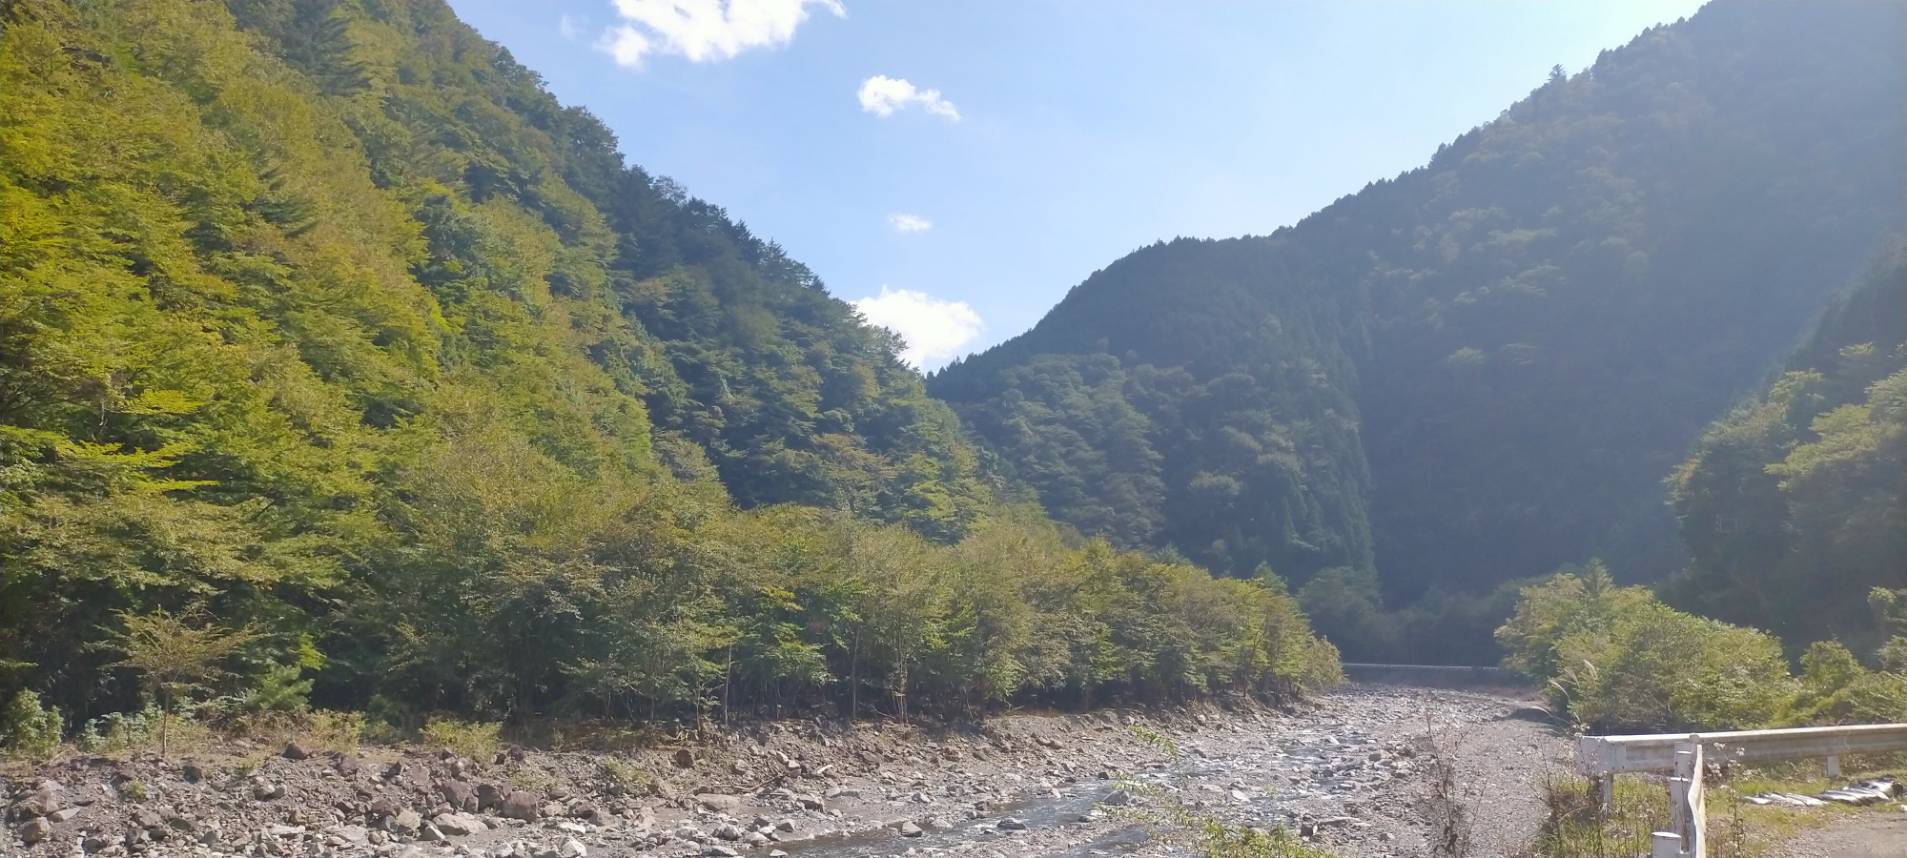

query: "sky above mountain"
xmin=447 ymin=0 xmax=1707 ymax=369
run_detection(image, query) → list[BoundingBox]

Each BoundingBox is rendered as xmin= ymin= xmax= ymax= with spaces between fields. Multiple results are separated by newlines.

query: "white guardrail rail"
xmin=1575 ymin=723 xmax=1907 ymax=858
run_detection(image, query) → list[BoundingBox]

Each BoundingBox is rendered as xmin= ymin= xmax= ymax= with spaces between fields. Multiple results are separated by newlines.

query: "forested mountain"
xmin=0 ymin=0 xmax=1339 ymax=729
xmin=1665 ymin=250 xmax=1906 ymax=655
xmin=930 ymin=0 xmax=1907 ymax=630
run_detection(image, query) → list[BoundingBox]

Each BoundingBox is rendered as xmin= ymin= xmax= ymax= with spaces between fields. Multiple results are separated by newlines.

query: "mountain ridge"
xmin=930 ymin=0 xmax=1907 ymax=646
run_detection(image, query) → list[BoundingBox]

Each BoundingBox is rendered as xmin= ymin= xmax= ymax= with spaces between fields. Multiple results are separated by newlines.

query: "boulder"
xmin=391 ymin=809 xmax=423 ymax=834
xmin=283 ymin=741 xmax=315 ymax=760
xmin=432 ymin=812 xmax=488 ymax=836
xmin=896 ymin=821 xmax=923 ymax=838
xmin=439 ymin=780 xmax=477 ymax=811
xmin=672 ymin=748 xmax=695 ymax=768
xmin=695 ymin=793 xmax=742 ymax=814
xmin=16 ymin=817 xmax=52 ymax=844
xmin=13 ymin=782 xmax=64 ymax=818
xmin=499 ymin=791 xmax=541 ymax=822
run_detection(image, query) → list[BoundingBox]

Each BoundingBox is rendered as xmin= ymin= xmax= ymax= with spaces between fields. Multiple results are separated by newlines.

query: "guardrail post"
xmin=1824 ymin=754 xmax=1840 ymax=779
xmin=1662 ymin=739 xmax=1705 ymax=858
xmin=1651 ymin=832 xmax=1684 ymax=858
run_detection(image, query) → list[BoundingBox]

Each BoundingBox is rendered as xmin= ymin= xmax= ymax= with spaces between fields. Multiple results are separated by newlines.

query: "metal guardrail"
xmin=1575 ymin=723 xmax=1907 ymax=858
xmin=1576 ymin=723 xmax=1907 ymax=776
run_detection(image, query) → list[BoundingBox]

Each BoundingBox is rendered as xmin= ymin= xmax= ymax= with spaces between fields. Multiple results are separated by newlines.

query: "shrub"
xmin=1790 ymin=642 xmax=1907 ymax=723
xmin=1 ymin=690 xmax=63 ymax=760
xmin=305 ymin=710 xmax=365 ymax=752
xmin=421 ymin=717 xmax=502 ymax=760
xmin=1568 ymin=604 xmax=1792 ymax=732
xmin=238 ymin=662 xmax=314 ymax=715
xmin=1499 ymin=563 xmax=1794 ymax=731
xmin=74 ymin=704 xmax=215 ymax=755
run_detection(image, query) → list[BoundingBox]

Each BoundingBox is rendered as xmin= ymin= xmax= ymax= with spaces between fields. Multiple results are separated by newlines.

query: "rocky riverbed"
xmin=3 ymin=685 xmax=1567 ymax=858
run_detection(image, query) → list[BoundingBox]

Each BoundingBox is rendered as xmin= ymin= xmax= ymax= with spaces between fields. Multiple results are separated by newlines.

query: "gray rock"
xmin=251 ymin=779 xmax=287 ymax=801
xmin=702 ymin=847 xmax=740 ymax=857
xmin=696 ymin=793 xmax=742 ymax=814
xmin=392 ymin=809 xmax=423 ymax=834
xmin=997 ymin=817 xmax=1028 ymax=831
xmin=283 ymin=741 xmax=315 ymax=760
xmin=1101 ymin=789 xmax=1132 ymax=807
xmin=712 ymin=822 xmax=744 ymax=841
xmin=897 ymin=821 xmax=923 ymax=837
xmin=558 ymin=837 xmax=587 ymax=858
xmin=14 ymin=783 xmax=63 ymax=818
xmin=500 ymin=791 xmax=542 ymax=822
xmin=16 ymin=817 xmax=52 ymax=844
xmin=432 ymin=812 xmax=488 ymax=836
xmin=440 ymin=780 xmax=477 ymax=811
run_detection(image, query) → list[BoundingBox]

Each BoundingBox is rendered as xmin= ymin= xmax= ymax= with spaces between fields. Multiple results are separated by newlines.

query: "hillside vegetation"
xmin=1664 ymin=251 xmax=1906 ymax=656
xmin=0 ymin=0 xmax=1338 ymax=736
xmin=930 ymin=0 xmax=1907 ymax=661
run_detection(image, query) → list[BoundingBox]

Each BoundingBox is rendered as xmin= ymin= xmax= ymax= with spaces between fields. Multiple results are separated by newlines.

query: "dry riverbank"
xmin=4 ymin=685 xmax=1567 ymax=858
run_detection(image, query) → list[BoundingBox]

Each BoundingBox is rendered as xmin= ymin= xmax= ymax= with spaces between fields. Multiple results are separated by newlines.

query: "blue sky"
xmin=446 ymin=0 xmax=1708 ymax=369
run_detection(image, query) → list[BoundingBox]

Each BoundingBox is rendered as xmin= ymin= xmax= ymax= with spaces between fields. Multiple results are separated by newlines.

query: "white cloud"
xmin=852 ymin=287 xmax=983 ymax=369
xmin=597 ymin=0 xmax=844 ymax=68
xmin=857 ymin=75 xmax=960 ymax=121
xmin=887 ymin=213 xmax=932 ymax=234
xmin=559 ymin=13 xmax=584 ymax=41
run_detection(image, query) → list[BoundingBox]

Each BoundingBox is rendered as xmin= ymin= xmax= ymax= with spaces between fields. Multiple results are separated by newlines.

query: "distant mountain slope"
xmin=1666 ymin=249 xmax=1906 ymax=654
xmin=931 ymin=0 xmax=1907 ymax=599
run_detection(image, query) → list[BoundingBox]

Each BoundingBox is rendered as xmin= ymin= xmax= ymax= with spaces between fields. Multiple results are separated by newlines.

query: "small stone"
xmin=558 ymin=837 xmax=587 ymax=858
xmin=283 ymin=741 xmax=315 ymax=760
xmin=997 ymin=818 xmax=1028 ymax=831
xmin=1102 ymin=789 xmax=1132 ymax=807
xmin=392 ymin=809 xmax=423 ymax=834
xmin=897 ymin=821 xmax=924 ymax=837
xmin=672 ymin=748 xmax=695 ymax=768
xmin=251 ymin=779 xmax=287 ymax=801
xmin=697 ymin=793 xmax=742 ymax=814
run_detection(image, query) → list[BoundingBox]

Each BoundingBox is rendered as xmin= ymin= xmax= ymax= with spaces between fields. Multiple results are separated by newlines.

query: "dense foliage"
xmin=1496 ymin=563 xmax=1904 ymax=732
xmin=1664 ymin=251 xmax=1906 ymax=656
xmin=930 ymin=0 xmax=1907 ymax=657
xmin=0 ymin=0 xmax=1337 ymax=732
